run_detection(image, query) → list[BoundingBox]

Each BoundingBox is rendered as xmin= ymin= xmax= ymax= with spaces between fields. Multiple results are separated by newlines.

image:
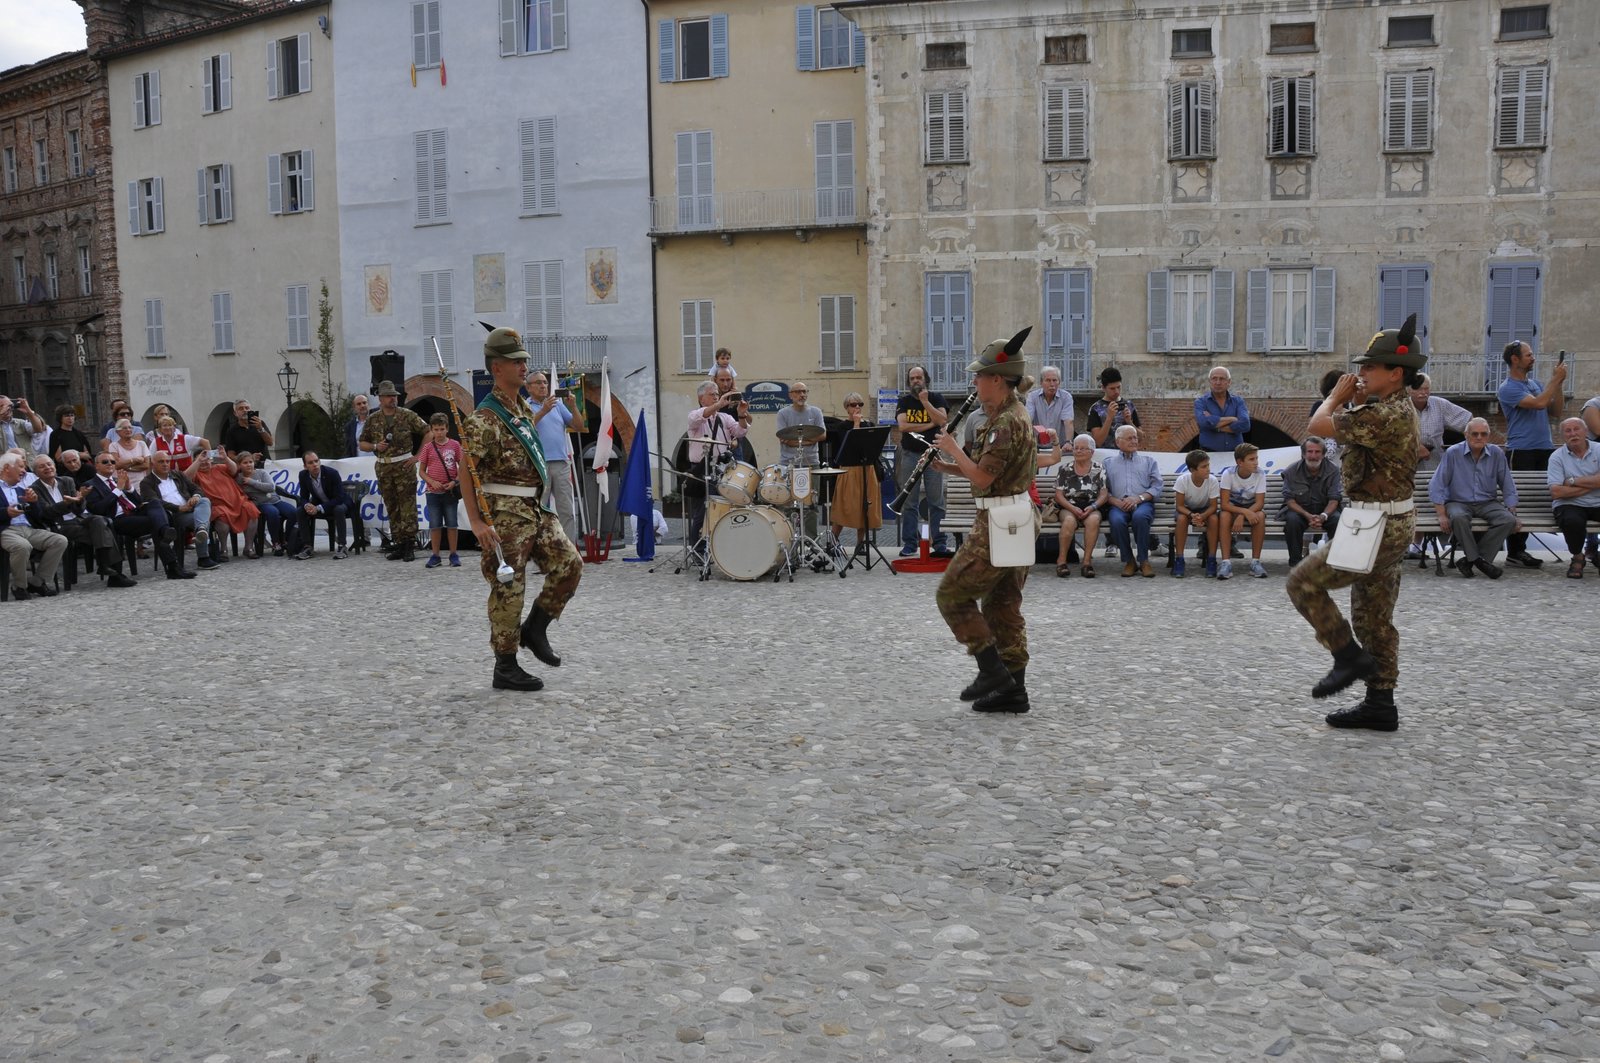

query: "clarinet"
xmin=888 ymin=390 xmax=979 ymax=515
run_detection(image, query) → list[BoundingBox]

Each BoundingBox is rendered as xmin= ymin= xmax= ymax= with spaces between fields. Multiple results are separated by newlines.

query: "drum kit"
xmin=679 ymin=423 xmax=847 ymax=582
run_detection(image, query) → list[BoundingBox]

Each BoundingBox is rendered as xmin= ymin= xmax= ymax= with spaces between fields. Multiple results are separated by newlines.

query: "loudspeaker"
xmin=370 ymin=350 xmax=406 ymax=401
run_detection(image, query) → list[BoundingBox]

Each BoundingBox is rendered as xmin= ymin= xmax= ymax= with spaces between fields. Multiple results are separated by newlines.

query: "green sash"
xmin=478 ymin=392 xmax=554 ymax=512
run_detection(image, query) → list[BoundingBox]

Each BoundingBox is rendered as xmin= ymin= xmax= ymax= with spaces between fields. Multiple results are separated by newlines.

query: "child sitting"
xmin=1219 ymin=442 xmax=1268 ymax=579
xmin=1172 ymin=449 xmax=1219 ymax=578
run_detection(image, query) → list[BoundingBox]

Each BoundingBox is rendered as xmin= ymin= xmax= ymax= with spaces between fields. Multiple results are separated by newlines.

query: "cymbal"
xmin=777 ymin=424 xmax=826 ymax=444
xmin=808 ymin=467 xmax=847 ymax=476
xmin=689 ymin=437 xmax=735 ymax=448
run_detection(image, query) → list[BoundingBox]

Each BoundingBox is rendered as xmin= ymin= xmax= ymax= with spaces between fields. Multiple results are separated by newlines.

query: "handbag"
xmin=986 ymin=497 xmax=1041 ymax=567
xmin=1326 ymin=506 xmax=1386 ymax=574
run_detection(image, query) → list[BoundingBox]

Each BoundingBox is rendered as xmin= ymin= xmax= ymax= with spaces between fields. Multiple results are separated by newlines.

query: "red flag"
xmin=439 ymin=58 xmax=446 ymax=86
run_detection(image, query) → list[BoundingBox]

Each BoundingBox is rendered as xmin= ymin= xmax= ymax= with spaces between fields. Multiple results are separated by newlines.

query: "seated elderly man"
xmin=1428 ymin=418 xmax=1518 ymax=580
xmin=84 ymin=451 xmax=176 ymax=574
xmin=55 ymin=447 xmax=92 ymax=486
xmin=1 ymin=451 xmax=69 ymax=598
xmin=139 ymin=449 xmax=216 ymax=572
xmin=1548 ymin=417 xmax=1600 ymax=580
xmin=1104 ymin=424 xmax=1163 ymax=577
xmin=30 ymin=452 xmax=136 ymax=587
xmin=1279 ymin=436 xmax=1343 ymax=567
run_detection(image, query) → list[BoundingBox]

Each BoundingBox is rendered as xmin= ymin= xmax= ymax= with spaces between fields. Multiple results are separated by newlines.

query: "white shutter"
xmin=1064 ymin=82 xmax=1087 ymax=159
xmin=1194 ymin=80 xmax=1214 ymax=157
xmin=266 ymin=40 xmax=279 ymax=99
xmin=413 ymin=3 xmax=428 ymax=67
xmin=1167 ymin=82 xmax=1185 ymax=159
xmin=1146 ymin=270 xmax=1169 ymax=352
xmin=537 ymin=117 xmax=557 ymax=213
xmin=694 ymin=130 xmax=713 ymax=226
xmin=834 ymin=120 xmax=854 ymax=218
xmin=148 ymin=70 xmax=160 ymax=125
xmin=681 ymin=301 xmax=698 ymax=369
xmin=1294 ymin=76 xmax=1316 ymax=155
xmin=500 ymin=0 xmax=519 ymax=56
xmin=203 ymin=57 xmax=215 ymax=113
xmin=435 ymin=272 xmax=454 ymax=364
xmin=197 ymin=167 xmax=208 ymax=225
xmin=1268 ymin=78 xmax=1288 ymax=156
xmin=520 ymin=118 xmax=540 ymax=213
xmin=819 ymin=295 xmax=836 ymax=367
xmin=150 ymin=176 xmax=164 ymax=232
xmin=926 ymin=92 xmax=944 ymax=162
xmin=948 ymin=91 xmax=966 ymax=161
xmin=218 ymin=53 xmax=232 ymax=110
xmin=1386 ymin=70 xmax=1432 ymax=151
xmin=1497 ymin=65 xmax=1548 ymax=148
xmin=127 ymin=181 xmax=141 ymax=235
xmin=299 ymin=150 xmax=314 ymax=211
xmin=219 ymin=163 xmax=232 ymax=221
xmin=551 ymin=0 xmax=568 ymax=49
xmin=267 ymin=153 xmax=283 ymax=214
xmin=430 ymin=131 xmax=448 ymax=220
xmin=1209 ymin=269 xmax=1234 ymax=352
xmin=1043 ymin=85 xmax=1065 ymax=161
xmin=133 ymin=74 xmax=146 ymax=128
xmin=297 ymin=33 xmax=312 ymax=93
xmin=837 ymin=295 xmax=855 ymax=368
xmin=414 ymin=133 xmax=430 ymax=220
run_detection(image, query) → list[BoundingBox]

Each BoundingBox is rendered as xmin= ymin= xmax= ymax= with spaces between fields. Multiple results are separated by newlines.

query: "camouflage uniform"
xmin=361 ymin=407 xmax=429 ymax=547
xmin=936 ymin=393 xmax=1037 ymax=669
xmin=462 ymin=392 xmax=583 ymax=654
xmin=1286 ymin=387 xmax=1420 ymax=690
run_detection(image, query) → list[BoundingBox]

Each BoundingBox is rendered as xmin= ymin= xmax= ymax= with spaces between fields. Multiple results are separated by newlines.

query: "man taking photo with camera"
xmin=222 ymin=398 xmax=274 ymax=463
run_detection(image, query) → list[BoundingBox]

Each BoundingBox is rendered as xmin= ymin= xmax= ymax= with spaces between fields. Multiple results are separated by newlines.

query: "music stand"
xmin=834 ymin=424 xmax=895 ymax=575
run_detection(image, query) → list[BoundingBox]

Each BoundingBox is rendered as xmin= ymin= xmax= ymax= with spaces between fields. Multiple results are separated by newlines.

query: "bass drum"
xmin=710 ymin=506 xmax=793 ymax=581
xmin=717 ymin=461 xmax=760 ymax=505
xmin=757 ymin=464 xmax=792 ymax=506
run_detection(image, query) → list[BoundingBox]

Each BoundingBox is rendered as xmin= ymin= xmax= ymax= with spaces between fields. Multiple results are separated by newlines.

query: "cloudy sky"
xmin=2 ymin=0 xmax=89 ymax=72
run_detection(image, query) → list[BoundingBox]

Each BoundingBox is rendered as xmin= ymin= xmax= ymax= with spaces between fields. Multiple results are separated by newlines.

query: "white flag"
xmin=592 ymin=357 xmax=613 ymax=502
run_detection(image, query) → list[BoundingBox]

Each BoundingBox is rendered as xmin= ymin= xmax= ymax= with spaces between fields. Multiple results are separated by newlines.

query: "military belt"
xmin=480 ymin=483 xmax=543 ymax=497
xmin=974 ymin=492 xmax=1032 ymax=510
xmin=1346 ymin=498 xmax=1413 ymax=514
xmin=377 ymin=453 xmax=414 ymax=465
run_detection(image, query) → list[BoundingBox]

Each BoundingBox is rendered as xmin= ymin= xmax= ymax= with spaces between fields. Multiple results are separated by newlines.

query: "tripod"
xmin=834 ymin=424 xmax=895 ymax=575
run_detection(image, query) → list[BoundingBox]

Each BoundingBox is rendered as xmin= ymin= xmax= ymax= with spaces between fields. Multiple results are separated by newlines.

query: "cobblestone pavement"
xmin=4 ymin=543 xmax=1597 ymax=1063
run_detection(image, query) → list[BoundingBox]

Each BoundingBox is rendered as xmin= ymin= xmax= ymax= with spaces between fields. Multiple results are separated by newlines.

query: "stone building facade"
xmin=843 ymin=0 xmax=1599 ymax=448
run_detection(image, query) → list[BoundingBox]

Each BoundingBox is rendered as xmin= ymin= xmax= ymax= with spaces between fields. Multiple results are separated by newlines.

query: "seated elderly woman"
xmin=107 ymin=418 xmax=153 ymax=492
xmin=235 ymin=452 xmax=300 ymax=556
xmin=187 ymin=448 xmax=260 ymax=559
xmin=1053 ymin=433 xmax=1109 ymax=578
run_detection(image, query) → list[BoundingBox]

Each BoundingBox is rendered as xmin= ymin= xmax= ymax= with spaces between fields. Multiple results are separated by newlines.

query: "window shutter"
xmin=1043 ymin=270 xmax=1067 ymax=352
xmin=268 ymin=153 xmax=283 ymax=214
xmin=300 ymin=149 xmax=314 ymax=211
xmin=834 ymin=120 xmax=854 ymax=217
xmin=520 ymin=118 xmax=539 ymax=212
xmin=551 ymin=0 xmax=568 ymax=50
xmin=1209 ymin=268 xmax=1233 ymax=352
xmin=852 ymin=24 xmax=865 ymax=67
xmin=1043 ymin=85 xmax=1065 ymax=161
xmin=203 ymin=57 xmax=215 ymax=113
xmin=1064 ymin=82 xmax=1087 ymax=159
xmin=298 ymin=33 xmax=312 ymax=93
xmin=1245 ymin=268 xmax=1269 ymax=351
xmin=926 ymin=274 xmax=947 ymax=359
xmin=1497 ymin=65 xmax=1548 ymax=148
xmin=675 ymin=132 xmax=694 ymax=226
xmin=659 ymin=20 xmax=676 ymax=81
xmin=819 ymin=295 xmax=836 ymax=368
xmin=436 ymin=272 xmax=455 ymax=364
xmin=1167 ymin=82 xmax=1185 ymax=159
xmin=133 ymin=75 xmax=146 ymax=128
xmin=814 ymin=119 xmax=834 ymax=219
xmin=1146 ymin=270 xmax=1169 ymax=352
xmin=1066 ymin=269 xmax=1091 ymax=363
xmin=1386 ymin=70 xmax=1433 ymax=151
xmin=537 ymin=117 xmax=557 ymax=213
xmin=948 ymin=91 xmax=966 ymax=161
xmin=1295 ymin=76 xmax=1316 ymax=155
xmin=267 ymin=40 xmax=279 ymax=100
xmin=1195 ymin=79 xmax=1215 ymax=157
xmin=219 ymin=163 xmax=232 ymax=221
xmin=1310 ymin=267 xmax=1335 ymax=352
xmin=420 ymin=271 xmax=437 ymax=342
xmin=796 ymin=6 xmax=816 ymax=71
xmin=413 ymin=3 xmax=429 ymax=67
xmin=415 ymin=133 xmax=431 ymax=219
xmin=148 ymin=70 xmax=160 ymax=125
xmin=1485 ymin=263 xmax=1541 ymax=356
xmin=694 ymin=130 xmax=713 ymax=226
xmin=1268 ymin=78 xmax=1287 ymax=156
xmin=197 ymin=167 xmax=209 ymax=225
xmin=500 ymin=0 xmax=518 ymax=57
xmin=681 ymin=301 xmax=697 ymax=369
xmin=151 ymin=176 xmax=164 ymax=232
xmin=128 ymin=181 xmax=141 ymax=235
xmin=926 ymin=92 xmax=944 ymax=162
xmin=710 ymin=14 xmax=729 ymax=78
xmin=1379 ymin=265 xmax=1431 ymax=354
xmin=213 ymin=292 xmax=226 ymax=351
xmin=837 ymin=295 xmax=855 ymax=368
xmin=219 ymin=53 xmax=232 ymax=110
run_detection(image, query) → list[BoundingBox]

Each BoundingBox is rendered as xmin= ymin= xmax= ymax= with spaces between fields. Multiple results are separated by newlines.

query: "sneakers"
xmin=1404 ymin=543 xmax=1424 ymax=560
xmin=1506 ymin=549 xmax=1544 ymax=568
xmin=1217 ymin=559 xmax=1233 ymax=580
xmin=1204 ymin=556 xmax=1218 ymax=578
xmin=1172 ymin=556 xmax=1187 ymax=578
xmin=1249 ymin=559 xmax=1267 ymax=578
xmin=333 ymin=546 xmax=348 ymax=560
xmin=196 ymin=557 xmax=220 ymax=571
xmin=898 ymin=544 xmax=918 ymax=558
xmin=293 ymin=548 xmax=312 ymax=561
xmin=449 ymin=552 xmax=461 ymax=567
xmin=426 ymin=554 xmax=442 ymax=568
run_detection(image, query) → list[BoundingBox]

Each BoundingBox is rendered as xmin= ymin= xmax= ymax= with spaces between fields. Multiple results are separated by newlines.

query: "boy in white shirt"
xmin=1218 ymin=443 xmax=1268 ymax=579
xmin=1172 ymin=450 xmax=1219 ymax=578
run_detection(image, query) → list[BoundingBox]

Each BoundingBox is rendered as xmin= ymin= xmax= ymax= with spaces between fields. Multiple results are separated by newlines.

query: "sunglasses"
xmin=845 ymin=402 xmax=863 ymax=408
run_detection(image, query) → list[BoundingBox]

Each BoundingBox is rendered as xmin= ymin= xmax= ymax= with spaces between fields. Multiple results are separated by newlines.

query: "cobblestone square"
xmin=4 ymin=549 xmax=1597 ymax=1062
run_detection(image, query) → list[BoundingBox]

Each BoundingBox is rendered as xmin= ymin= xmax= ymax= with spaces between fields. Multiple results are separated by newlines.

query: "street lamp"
xmin=277 ymin=360 xmax=299 ymax=406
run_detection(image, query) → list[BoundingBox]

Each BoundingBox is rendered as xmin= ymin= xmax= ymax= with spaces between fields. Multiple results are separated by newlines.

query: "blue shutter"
xmin=1210 ymin=269 xmax=1234 ymax=353
xmin=926 ymin=273 xmax=947 ymax=360
xmin=1485 ymin=263 xmax=1541 ymax=357
xmin=1043 ymin=270 xmax=1067 ymax=352
xmin=852 ymin=24 xmax=866 ymax=67
xmin=658 ymin=19 xmax=675 ymax=82
xmin=1245 ymin=268 xmax=1269 ymax=352
xmin=710 ymin=14 xmax=729 ymax=78
xmin=795 ymin=7 xmax=815 ymax=71
xmin=1146 ymin=270 xmax=1169 ymax=352
xmin=1310 ymin=267 xmax=1335 ymax=352
xmin=1379 ymin=265 xmax=1431 ymax=355
xmin=1066 ymin=270 xmax=1091 ymax=356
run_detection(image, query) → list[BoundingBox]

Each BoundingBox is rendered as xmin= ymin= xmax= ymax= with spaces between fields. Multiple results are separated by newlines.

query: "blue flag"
xmin=618 ymin=408 xmax=654 ymax=561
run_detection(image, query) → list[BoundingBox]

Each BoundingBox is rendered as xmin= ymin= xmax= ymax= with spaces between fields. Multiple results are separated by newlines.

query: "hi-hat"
xmin=777 ymin=424 xmax=826 ymax=444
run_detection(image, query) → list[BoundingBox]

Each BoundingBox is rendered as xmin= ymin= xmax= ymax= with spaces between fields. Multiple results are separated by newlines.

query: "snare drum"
xmin=758 ymin=464 xmax=792 ymax=506
xmin=717 ymin=461 xmax=759 ymax=505
xmin=710 ymin=505 xmax=794 ymax=581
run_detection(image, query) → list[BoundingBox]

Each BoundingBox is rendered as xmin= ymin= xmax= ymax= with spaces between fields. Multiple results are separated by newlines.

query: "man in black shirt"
xmin=895 ymin=365 xmax=950 ymax=556
xmin=222 ymin=399 xmax=274 ymax=461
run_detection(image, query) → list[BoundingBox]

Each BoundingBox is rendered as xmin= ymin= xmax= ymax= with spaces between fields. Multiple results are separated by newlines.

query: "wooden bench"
xmin=1410 ymin=470 xmax=1563 ymax=574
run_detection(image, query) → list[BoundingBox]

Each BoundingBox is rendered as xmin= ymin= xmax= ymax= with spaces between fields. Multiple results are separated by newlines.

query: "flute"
xmin=433 ymin=338 xmax=515 ymax=583
xmin=888 ymin=389 xmax=980 ymax=515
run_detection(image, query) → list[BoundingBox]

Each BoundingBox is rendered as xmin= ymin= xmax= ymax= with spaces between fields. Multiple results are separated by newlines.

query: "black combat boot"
xmin=401 ymin=544 xmax=416 ymax=562
xmin=492 ymin=652 xmax=544 ymax=691
xmin=1325 ymin=687 xmax=1399 ymax=732
xmin=1311 ymin=640 xmax=1375 ymax=699
xmin=520 ymin=606 xmax=561 ymax=667
xmin=960 ymin=646 xmax=1017 ymax=702
xmin=973 ymin=667 xmax=1030 ymax=714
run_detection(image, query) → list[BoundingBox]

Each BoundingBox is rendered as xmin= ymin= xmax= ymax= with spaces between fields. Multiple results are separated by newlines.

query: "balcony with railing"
xmin=649 ymin=187 xmax=865 ymax=238
xmin=1426 ymin=352 xmax=1580 ymax=398
xmin=522 ymin=334 xmax=608 ymax=373
xmin=899 ymin=352 xmax=1099 ymax=395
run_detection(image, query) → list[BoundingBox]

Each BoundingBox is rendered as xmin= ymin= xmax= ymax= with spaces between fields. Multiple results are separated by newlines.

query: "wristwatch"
xmin=1566 ymin=476 xmax=1577 ymax=487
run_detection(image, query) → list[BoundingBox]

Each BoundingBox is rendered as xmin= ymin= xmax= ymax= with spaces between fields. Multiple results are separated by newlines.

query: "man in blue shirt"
xmin=1104 ymin=424 xmax=1164 ymax=577
xmin=1428 ymin=418 xmax=1518 ymax=579
xmin=1496 ymin=341 xmax=1567 ymax=567
xmin=1548 ymin=417 xmax=1600 ymax=579
xmin=526 ymin=369 xmax=580 ymax=542
xmin=1194 ymin=366 xmax=1252 ymax=451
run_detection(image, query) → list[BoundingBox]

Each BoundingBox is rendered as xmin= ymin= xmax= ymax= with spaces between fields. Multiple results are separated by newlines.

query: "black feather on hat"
xmin=1355 ymin=313 xmax=1426 ymax=370
xmin=967 ymin=326 xmax=1033 ymax=377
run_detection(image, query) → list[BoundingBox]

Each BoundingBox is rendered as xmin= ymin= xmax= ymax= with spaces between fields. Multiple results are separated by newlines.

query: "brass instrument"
xmin=433 ymin=337 xmax=515 ymax=583
xmin=888 ymin=389 xmax=980 ymax=515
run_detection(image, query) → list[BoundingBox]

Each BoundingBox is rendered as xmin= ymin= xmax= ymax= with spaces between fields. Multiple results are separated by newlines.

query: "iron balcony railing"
xmin=1425 ymin=352 xmax=1579 ymax=397
xmin=898 ymin=353 xmax=1097 ymax=394
xmin=523 ymin=334 xmax=608 ymax=373
xmin=649 ymin=187 xmax=864 ymax=235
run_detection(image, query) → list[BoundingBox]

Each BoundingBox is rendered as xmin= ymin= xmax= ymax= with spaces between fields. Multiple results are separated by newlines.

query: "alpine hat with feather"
xmin=1353 ymin=313 xmax=1426 ymax=370
xmin=966 ymin=327 xmax=1033 ymax=379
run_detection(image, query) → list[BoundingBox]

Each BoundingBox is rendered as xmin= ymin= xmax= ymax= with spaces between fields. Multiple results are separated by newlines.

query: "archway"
xmin=203 ymin=402 xmax=236 ymax=447
xmin=283 ymin=399 xmax=335 ymax=459
xmin=138 ymin=403 xmax=194 ymax=434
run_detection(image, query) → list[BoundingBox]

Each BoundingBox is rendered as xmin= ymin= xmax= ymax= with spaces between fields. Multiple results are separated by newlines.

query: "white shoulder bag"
xmin=1326 ymin=507 xmax=1386 ymax=574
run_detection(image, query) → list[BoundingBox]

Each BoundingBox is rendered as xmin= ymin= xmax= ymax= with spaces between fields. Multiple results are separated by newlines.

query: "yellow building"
xmin=648 ymin=0 xmax=869 ymax=474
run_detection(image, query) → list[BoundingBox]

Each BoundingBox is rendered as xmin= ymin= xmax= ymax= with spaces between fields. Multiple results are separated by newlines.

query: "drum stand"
xmin=776 ymin=464 xmax=840 ymax=581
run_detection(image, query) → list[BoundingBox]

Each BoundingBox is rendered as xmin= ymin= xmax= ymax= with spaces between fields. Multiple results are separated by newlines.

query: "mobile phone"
xmin=554 ymin=387 xmax=570 ymax=398
xmin=1558 ymin=350 xmax=1566 ymax=365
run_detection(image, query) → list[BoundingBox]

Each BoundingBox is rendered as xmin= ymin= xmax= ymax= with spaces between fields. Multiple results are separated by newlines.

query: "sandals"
xmin=1081 ymin=563 xmax=1096 ymax=578
xmin=1055 ymin=562 xmax=1071 ymax=578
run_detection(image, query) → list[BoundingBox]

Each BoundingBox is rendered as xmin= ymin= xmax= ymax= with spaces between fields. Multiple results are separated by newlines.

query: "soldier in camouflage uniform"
xmin=460 ymin=328 xmax=584 ymax=691
xmin=1287 ymin=314 xmax=1424 ymax=732
xmin=360 ymin=380 xmax=430 ymax=561
xmin=933 ymin=328 xmax=1039 ymax=714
